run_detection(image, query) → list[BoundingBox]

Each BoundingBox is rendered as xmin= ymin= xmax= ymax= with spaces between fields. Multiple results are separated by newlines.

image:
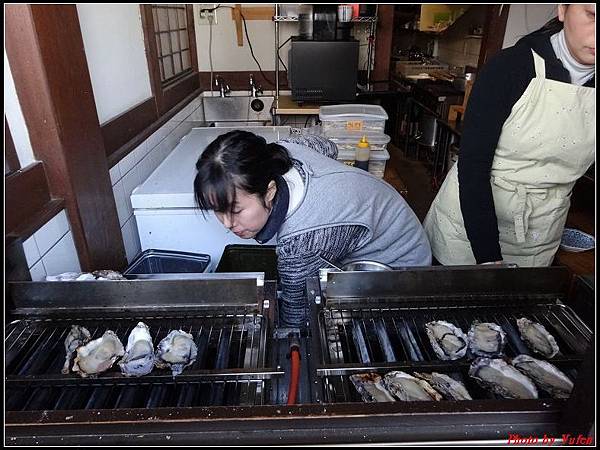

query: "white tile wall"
xmin=109 ymin=94 xmax=204 ymax=263
xmin=21 ymin=209 xmax=81 ymax=279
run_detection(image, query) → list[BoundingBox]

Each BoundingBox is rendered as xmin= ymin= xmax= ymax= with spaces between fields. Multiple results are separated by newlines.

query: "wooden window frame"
xmin=141 ymin=4 xmax=198 ymax=115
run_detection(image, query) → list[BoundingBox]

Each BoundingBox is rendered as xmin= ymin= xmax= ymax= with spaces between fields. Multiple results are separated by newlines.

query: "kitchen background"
xmin=5 ymin=4 xmax=561 ymax=280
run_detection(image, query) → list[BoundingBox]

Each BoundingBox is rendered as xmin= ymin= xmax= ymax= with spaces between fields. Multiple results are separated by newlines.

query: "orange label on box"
xmin=346 ymin=120 xmax=363 ymax=131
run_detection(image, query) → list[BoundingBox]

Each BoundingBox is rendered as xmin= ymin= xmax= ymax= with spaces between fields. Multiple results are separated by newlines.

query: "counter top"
xmin=273 ymin=96 xmax=320 ymax=115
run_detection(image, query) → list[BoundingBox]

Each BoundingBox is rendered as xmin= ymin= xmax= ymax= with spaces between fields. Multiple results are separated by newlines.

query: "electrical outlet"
xmin=198 ymin=4 xmax=218 ymax=25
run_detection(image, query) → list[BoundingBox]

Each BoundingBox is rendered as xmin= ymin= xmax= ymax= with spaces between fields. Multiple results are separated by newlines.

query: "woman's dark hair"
xmin=194 ymin=130 xmax=293 ymax=213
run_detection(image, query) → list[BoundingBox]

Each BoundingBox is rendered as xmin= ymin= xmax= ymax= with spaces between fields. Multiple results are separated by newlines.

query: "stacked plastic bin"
xmin=319 ymin=104 xmax=390 ymax=178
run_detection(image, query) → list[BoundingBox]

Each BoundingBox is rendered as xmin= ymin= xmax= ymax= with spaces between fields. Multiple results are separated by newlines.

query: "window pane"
xmin=155 ymin=34 xmax=162 ymax=57
xmin=157 ymin=8 xmax=169 ymax=32
xmin=168 ymin=8 xmax=178 ymax=29
xmin=163 ymin=57 xmax=174 ymax=79
xmin=182 ymin=50 xmax=191 ymax=70
xmin=152 ymin=8 xmax=159 ymax=32
xmin=179 ymin=30 xmax=189 ymax=50
xmin=170 ymin=31 xmax=180 ymax=52
xmin=174 ymin=54 xmax=182 ymax=74
xmin=178 ymin=8 xmax=187 ymax=28
xmin=160 ymin=32 xmax=171 ymax=56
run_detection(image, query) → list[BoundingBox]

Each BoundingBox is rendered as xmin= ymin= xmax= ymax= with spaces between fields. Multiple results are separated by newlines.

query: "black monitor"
xmin=288 ymin=38 xmax=359 ymax=103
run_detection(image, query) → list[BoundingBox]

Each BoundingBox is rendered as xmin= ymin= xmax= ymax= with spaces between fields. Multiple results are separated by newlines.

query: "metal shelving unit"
xmin=273 ymin=5 xmax=379 ymax=104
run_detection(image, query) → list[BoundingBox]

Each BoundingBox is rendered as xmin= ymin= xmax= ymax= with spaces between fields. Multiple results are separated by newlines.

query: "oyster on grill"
xmin=511 ymin=354 xmax=573 ymax=399
xmin=92 ymin=270 xmax=127 ymax=280
xmin=350 ymin=373 xmax=396 ymax=403
xmin=468 ymin=322 xmax=507 ymax=357
xmin=383 ymin=371 xmax=442 ymax=401
xmin=469 ymin=357 xmax=538 ymax=399
xmin=72 ymin=330 xmax=125 ymax=378
xmin=154 ymin=330 xmax=198 ymax=377
xmin=118 ymin=322 xmax=155 ymax=377
xmin=516 ymin=318 xmax=560 ymax=358
xmin=425 ymin=321 xmax=468 ymax=360
xmin=414 ymin=372 xmax=473 ymax=401
xmin=62 ymin=325 xmax=91 ymax=374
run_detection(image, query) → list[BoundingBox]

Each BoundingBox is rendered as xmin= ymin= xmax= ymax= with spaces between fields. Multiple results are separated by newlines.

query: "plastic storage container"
xmin=319 ymin=104 xmax=388 ymax=134
xmin=337 ymin=148 xmax=390 ymax=178
xmin=215 ymin=245 xmax=278 ymax=280
xmin=328 ymin=131 xmax=390 ymax=152
xmin=124 ymin=249 xmax=210 ymax=278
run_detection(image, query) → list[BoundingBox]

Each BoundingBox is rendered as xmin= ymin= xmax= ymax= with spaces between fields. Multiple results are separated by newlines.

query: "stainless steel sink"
xmin=202 ymin=95 xmax=274 ymax=124
xmin=210 ymin=120 xmax=271 ymax=127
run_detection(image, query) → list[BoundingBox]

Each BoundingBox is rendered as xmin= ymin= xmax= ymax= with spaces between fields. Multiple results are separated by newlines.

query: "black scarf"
xmin=254 ymin=176 xmax=289 ymax=244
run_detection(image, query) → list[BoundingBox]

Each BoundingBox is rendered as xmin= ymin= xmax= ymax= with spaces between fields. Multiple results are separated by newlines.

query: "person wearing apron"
xmin=424 ymin=5 xmax=595 ymax=267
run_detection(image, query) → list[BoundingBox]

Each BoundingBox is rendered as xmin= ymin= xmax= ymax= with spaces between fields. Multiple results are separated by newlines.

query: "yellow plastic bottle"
xmin=355 ymin=135 xmax=370 ymax=172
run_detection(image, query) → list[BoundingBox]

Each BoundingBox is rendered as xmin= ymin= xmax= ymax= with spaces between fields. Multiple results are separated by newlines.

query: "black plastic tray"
xmin=216 ymin=244 xmax=278 ymax=280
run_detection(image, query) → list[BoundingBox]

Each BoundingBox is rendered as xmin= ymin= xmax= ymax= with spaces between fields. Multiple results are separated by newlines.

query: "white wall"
xmin=502 ymin=4 xmax=558 ymax=49
xmin=4 ymin=50 xmax=36 ymax=168
xmin=77 ymin=4 xmax=152 ymax=125
xmin=193 ymin=4 xmax=371 ymax=75
xmin=22 ymin=210 xmax=82 ymax=280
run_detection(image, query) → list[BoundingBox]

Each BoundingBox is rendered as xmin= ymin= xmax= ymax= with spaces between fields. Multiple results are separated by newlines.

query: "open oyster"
xmin=511 ymin=354 xmax=573 ymax=399
xmin=118 ymin=322 xmax=155 ymax=377
xmin=469 ymin=357 xmax=538 ymax=399
xmin=350 ymin=373 xmax=396 ymax=403
xmin=154 ymin=330 xmax=198 ymax=377
xmin=414 ymin=372 xmax=473 ymax=401
xmin=468 ymin=322 xmax=507 ymax=357
xmin=62 ymin=325 xmax=91 ymax=374
xmin=516 ymin=318 xmax=560 ymax=358
xmin=425 ymin=321 xmax=468 ymax=360
xmin=383 ymin=371 xmax=442 ymax=401
xmin=92 ymin=270 xmax=127 ymax=280
xmin=72 ymin=330 xmax=125 ymax=378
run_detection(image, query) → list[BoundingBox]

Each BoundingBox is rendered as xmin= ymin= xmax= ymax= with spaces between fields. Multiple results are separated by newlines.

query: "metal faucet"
xmin=249 ymin=74 xmax=263 ymax=97
xmin=215 ymin=76 xmax=230 ymax=97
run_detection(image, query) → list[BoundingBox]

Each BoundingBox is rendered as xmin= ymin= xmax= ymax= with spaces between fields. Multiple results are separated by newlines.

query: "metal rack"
xmin=273 ymin=5 xmax=379 ymax=105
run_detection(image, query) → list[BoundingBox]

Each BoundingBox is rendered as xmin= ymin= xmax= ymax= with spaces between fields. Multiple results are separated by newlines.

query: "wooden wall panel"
xmin=5 ymin=5 xmax=126 ymax=271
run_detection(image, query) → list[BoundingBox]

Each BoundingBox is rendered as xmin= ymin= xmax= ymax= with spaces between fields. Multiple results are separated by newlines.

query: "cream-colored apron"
xmin=424 ymin=50 xmax=595 ymax=266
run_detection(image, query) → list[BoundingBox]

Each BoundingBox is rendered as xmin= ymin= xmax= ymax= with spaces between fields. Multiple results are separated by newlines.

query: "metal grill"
xmin=5 ymin=310 xmax=271 ymax=411
xmin=316 ymin=302 xmax=590 ymax=403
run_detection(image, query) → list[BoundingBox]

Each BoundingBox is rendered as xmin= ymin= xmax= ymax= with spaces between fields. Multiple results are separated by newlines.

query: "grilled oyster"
xmin=516 ymin=318 xmax=560 ymax=358
xmin=350 ymin=373 xmax=396 ymax=403
xmin=118 ymin=322 xmax=155 ymax=377
xmin=425 ymin=321 xmax=468 ymax=360
xmin=62 ymin=325 xmax=91 ymax=374
xmin=46 ymin=272 xmax=82 ymax=281
xmin=414 ymin=372 xmax=473 ymax=401
xmin=511 ymin=354 xmax=573 ymax=399
xmin=154 ymin=330 xmax=198 ymax=377
xmin=92 ymin=270 xmax=127 ymax=280
xmin=72 ymin=330 xmax=125 ymax=378
xmin=469 ymin=357 xmax=538 ymax=399
xmin=383 ymin=371 xmax=442 ymax=401
xmin=468 ymin=322 xmax=507 ymax=357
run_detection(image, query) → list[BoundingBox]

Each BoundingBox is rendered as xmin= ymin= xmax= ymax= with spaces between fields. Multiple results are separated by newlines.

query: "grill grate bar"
xmin=319 ymin=303 xmax=590 ymax=366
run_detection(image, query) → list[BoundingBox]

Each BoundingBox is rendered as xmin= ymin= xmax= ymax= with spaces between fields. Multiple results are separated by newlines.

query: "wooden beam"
xmin=5 ymin=5 xmax=127 ymax=271
xmin=373 ymin=6 xmax=394 ymax=81
xmin=231 ymin=5 xmax=275 ymax=47
xmin=478 ymin=5 xmax=510 ymax=69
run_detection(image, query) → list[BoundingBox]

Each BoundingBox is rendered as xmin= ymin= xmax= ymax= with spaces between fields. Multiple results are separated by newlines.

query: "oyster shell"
xmin=468 ymin=322 xmax=507 ymax=357
xmin=92 ymin=270 xmax=127 ymax=280
xmin=72 ymin=330 xmax=125 ymax=377
xmin=62 ymin=325 xmax=91 ymax=374
xmin=511 ymin=354 xmax=573 ymax=399
xmin=469 ymin=357 xmax=538 ymax=399
xmin=383 ymin=371 xmax=442 ymax=401
xmin=516 ymin=318 xmax=560 ymax=358
xmin=118 ymin=322 xmax=155 ymax=377
xmin=154 ymin=330 xmax=198 ymax=377
xmin=350 ymin=373 xmax=396 ymax=403
xmin=414 ymin=372 xmax=473 ymax=401
xmin=425 ymin=321 xmax=468 ymax=360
